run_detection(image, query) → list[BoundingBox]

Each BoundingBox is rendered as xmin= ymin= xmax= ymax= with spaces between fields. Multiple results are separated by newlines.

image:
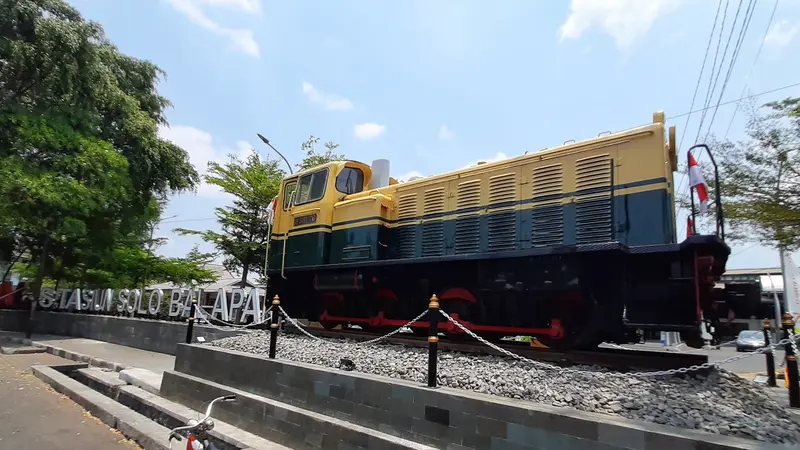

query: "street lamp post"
xmin=256 ymin=133 xmax=294 ymax=174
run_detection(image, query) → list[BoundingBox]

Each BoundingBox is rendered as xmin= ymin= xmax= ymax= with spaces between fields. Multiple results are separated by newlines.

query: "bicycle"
xmin=167 ymin=394 xmax=237 ymax=450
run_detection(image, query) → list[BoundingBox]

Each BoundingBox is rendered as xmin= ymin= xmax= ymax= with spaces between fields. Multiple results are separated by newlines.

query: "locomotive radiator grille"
xmin=488 ymin=173 xmax=517 ymax=252
xmin=575 ymin=154 xmax=613 ymax=244
xmin=396 ymin=193 xmax=418 ymax=258
xmin=531 ymin=164 xmax=564 ymax=247
xmin=422 ymin=188 xmax=446 ymax=257
xmin=455 ymin=180 xmax=481 ymax=254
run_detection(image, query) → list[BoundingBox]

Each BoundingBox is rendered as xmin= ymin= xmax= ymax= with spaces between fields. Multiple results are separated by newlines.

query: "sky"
xmin=69 ymin=0 xmax=800 ymax=271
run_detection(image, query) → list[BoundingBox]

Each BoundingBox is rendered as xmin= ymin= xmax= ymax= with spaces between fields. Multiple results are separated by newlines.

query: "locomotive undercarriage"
xmin=270 ymin=237 xmax=729 ymax=351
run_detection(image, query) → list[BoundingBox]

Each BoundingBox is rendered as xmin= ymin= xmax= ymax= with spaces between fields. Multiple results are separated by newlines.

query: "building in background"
xmin=717 ymin=267 xmax=783 ymax=337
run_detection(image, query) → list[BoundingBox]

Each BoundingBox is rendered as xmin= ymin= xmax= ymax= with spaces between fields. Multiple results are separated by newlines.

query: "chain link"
xmin=438 ymin=309 xmax=800 ymax=378
xmin=194 ymin=305 xmax=273 ymax=332
xmin=277 ymin=305 xmax=429 ymax=346
xmin=790 ymin=329 xmax=800 ymax=358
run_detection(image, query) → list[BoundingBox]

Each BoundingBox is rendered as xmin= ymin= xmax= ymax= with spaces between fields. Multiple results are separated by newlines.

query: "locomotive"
xmin=266 ymin=112 xmax=731 ymax=350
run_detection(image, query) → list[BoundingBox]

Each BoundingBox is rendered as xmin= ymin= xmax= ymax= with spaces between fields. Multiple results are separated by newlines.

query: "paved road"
xmin=0 ymin=352 xmax=142 ymax=450
xmin=607 ymin=341 xmax=788 ymax=378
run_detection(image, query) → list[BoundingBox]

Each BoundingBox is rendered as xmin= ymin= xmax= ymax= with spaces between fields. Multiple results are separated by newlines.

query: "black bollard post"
xmin=763 ymin=318 xmax=777 ymax=387
xmin=427 ymin=294 xmax=440 ymax=388
xmin=269 ymin=295 xmax=280 ymax=359
xmin=782 ymin=313 xmax=800 ymax=408
xmin=185 ymin=295 xmax=197 ymax=344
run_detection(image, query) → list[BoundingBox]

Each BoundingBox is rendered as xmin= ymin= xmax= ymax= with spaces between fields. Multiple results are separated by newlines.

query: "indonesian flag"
xmin=266 ymin=197 xmax=277 ymax=225
xmin=688 ymin=153 xmax=709 ymax=214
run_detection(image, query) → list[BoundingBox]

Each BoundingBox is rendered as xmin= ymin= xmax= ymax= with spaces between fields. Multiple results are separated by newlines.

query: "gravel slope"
xmin=208 ymin=332 xmax=800 ymax=446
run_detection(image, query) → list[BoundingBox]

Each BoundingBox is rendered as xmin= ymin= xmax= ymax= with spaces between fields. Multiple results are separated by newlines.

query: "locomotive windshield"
xmin=294 ymin=168 xmax=329 ymax=205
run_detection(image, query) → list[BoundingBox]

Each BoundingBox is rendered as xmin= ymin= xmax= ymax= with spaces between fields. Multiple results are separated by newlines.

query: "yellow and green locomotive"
xmin=266 ymin=112 xmax=730 ymax=350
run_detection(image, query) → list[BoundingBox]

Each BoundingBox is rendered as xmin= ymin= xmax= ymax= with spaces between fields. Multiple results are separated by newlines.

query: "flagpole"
xmin=776 ymin=249 xmax=786 ymax=341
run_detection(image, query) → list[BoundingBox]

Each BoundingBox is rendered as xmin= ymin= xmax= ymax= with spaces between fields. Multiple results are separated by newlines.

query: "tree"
xmin=0 ymin=0 xmax=199 ymax=334
xmin=0 ymin=114 xmax=132 ymax=298
xmin=174 ymin=150 xmax=285 ymax=287
xmin=700 ymin=97 xmax=800 ymax=251
xmin=297 ymin=135 xmax=346 ymax=170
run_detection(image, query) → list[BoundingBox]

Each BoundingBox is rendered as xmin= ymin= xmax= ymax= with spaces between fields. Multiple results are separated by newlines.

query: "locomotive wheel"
xmin=535 ymin=292 xmax=601 ymax=351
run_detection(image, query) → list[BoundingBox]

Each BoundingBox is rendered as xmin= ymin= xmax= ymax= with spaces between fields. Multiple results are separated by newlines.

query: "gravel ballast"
xmin=207 ymin=331 xmax=800 ymax=445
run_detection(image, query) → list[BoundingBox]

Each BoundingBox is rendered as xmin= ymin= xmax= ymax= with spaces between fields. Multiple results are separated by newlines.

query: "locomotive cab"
xmin=269 ymin=159 xmax=394 ymax=273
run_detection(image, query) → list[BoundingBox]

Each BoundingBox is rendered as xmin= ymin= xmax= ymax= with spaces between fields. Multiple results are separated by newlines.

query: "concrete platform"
xmin=165 ymin=343 xmax=796 ymax=450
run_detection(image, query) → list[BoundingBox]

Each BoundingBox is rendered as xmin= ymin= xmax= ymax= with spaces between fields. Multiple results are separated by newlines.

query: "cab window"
xmin=282 ymin=180 xmax=297 ymax=210
xmin=336 ymin=167 xmax=365 ymax=195
xmin=294 ymin=168 xmax=328 ymax=205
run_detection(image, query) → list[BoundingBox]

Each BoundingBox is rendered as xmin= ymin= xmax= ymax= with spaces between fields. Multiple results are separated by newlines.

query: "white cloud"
xmin=460 ymin=152 xmax=510 ymax=169
xmin=558 ymin=0 xmax=680 ymax=49
xmin=301 ymin=82 xmax=354 ymax=111
xmin=164 ymin=0 xmax=260 ymax=56
xmin=158 ymin=124 xmax=241 ymax=199
xmin=395 ymin=170 xmax=426 ymax=182
xmin=354 ymin=123 xmax=386 ymax=140
xmin=438 ymin=125 xmax=454 ymax=142
xmin=765 ymin=20 xmax=798 ymax=49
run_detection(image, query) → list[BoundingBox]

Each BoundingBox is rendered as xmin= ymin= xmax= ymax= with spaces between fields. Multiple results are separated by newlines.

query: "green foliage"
xmin=298 ymin=135 xmax=346 ymax=170
xmin=175 ymin=150 xmax=285 ymax=286
xmin=0 ymin=0 xmax=201 ymax=294
xmin=700 ymin=97 xmax=800 ymax=251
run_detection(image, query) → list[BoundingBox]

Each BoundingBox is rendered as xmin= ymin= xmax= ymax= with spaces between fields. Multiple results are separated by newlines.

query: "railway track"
xmin=265 ymin=323 xmax=709 ymax=373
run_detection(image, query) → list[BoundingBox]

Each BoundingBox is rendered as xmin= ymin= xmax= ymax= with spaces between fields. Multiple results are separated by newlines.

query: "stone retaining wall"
xmin=0 ymin=310 xmax=241 ymax=355
xmin=167 ymin=343 xmax=780 ymax=450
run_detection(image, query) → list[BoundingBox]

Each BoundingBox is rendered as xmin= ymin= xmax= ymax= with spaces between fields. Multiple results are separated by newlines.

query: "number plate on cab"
xmin=293 ymin=214 xmax=318 ymax=226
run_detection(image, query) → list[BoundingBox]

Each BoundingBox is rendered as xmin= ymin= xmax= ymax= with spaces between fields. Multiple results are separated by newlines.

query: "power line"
xmin=678 ymin=0 xmax=725 ymax=150
xmin=160 ymin=217 xmax=217 ymax=225
xmin=723 ymin=0 xmax=781 ymax=140
xmin=667 ymin=80 xmax=800 ymax=123
xmin=703 ymin=0 xmax=757 ymax=142
xmin=695 ymin=0 xmax=732 ymax=142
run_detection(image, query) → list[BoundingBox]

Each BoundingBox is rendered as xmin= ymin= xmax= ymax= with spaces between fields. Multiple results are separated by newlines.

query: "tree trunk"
xmin=1 ymin=249 xmax=24 ymax=281
xmin=240 ymin=263 xmax=249 ymax=289
xmin=26 ymin=236 xmax=50 ymax=339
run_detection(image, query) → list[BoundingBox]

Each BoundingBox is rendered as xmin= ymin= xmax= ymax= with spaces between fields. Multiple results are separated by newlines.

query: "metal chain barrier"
xmin=0 ymin=287 xmax=23 ymax=301
xmin=277 ymin=305 xmax=429 ymax=346
xmin=438 ymin=308 xmax=800 ymax=379
xmin=194 ymin=305 xmax=273 ymax=332
xmin=791 ymin=330 xmax=800 ymax=358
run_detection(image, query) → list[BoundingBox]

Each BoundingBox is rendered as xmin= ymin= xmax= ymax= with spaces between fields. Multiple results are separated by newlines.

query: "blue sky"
xmin=71 ymin=0 xmax=800 ymax=271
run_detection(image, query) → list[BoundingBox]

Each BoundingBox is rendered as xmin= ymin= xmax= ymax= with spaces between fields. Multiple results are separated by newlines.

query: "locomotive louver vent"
xmin=398 ymin=193 xmax=418 ymax=219
xmin=423 ymin=188 xmax=446 ymax=214
xmin=422 ymin=188 xmax=446 ymax=257
xmin=454 ymin=216 xmax=480 ymax=254
xmin=395 ymin=227 xmax=416 ymax=259
xmin=396 ymin=193 xmax=418 ymax=258
xmin=532 ymin=164 xmax=563 ymax=200
xmin=488 ymin=173 xmax=517 ymax=252
xmin=456 ymin=180 xmax=481 ymax=209
xmin=531 ymin=164 xmax=564 ymax=247
xmin=455 ymin=180 xmax=481 ymax=254
xmin=574 ymin=154 xmax=613 ymax=244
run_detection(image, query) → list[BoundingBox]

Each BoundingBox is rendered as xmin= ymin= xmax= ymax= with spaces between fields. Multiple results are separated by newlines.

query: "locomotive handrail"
xmin=686 ymin=144 xmax=725 ymax=241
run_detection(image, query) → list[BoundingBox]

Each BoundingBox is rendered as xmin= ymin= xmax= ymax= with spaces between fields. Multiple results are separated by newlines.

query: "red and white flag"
xmin=266 ymin=197 xmax=277 ymax=225
xmin=688 ymin=153 xmax=709 ymax=214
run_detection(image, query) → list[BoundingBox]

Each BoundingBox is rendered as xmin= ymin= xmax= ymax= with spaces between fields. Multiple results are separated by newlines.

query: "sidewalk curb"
xmin=32 ymin=364 xmax=171 ymax=450
xmin=3 ymin=335 xmax=131 ymax=372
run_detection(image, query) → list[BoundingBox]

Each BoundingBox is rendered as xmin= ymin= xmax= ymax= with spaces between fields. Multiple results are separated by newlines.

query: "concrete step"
xmin=0 ymin=344 xmax=46 ymax=354
xmin=32 ymin=365 xmax=173 ymax=450
xmin=71 ymin=367 xmax=289 ymax=450
xmin=161 ymin=370 xmax=438 ymax=450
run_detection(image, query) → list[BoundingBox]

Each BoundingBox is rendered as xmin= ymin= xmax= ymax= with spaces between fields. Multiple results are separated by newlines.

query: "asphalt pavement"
xmin=0 ymin=352 xmax=142 ymax=450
